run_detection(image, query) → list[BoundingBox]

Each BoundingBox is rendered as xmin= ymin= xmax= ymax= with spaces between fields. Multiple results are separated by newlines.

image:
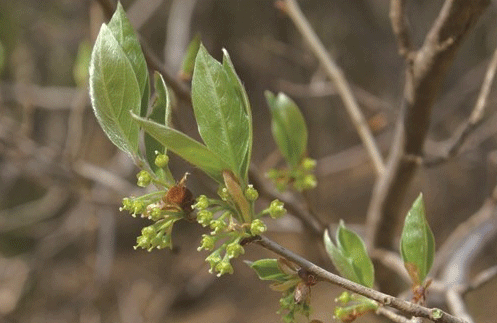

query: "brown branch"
xmin=425 ymin=46 xmax=497 ymax=166
xmin=390 ymin=0 xmax=414 ymax=59
xmin=253 ymin=235 xmax=469 ymax=323
xmin=365 ymin=0 xmax=490 ymax=251
xmin=377 ymin=307 xmax=420 ymax=323
xmin=280 ymin=0 xmax=386 ymax=175
xmin=445 ymin=287 xmax=474 ymax=323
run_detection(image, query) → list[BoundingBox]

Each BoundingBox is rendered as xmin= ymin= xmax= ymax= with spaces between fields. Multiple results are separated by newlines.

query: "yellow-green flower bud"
xmin=120 ymin=197 xmax=133 ymax=211
xmin=336 ymin=291 xmax=351 ymax=305
xmin=141 ymin=226 xmax=155 ymax=238
xmin=154 ymin=153 xmax=169 ymax=168
xmin=197 ymin=210 xmax=213 ymax=226
xmin=269 ymin=199 xmax=286 ymax=219
xmin=205 ymin=250 xmax=222 ymax=273
xmin=132 ymin=201 xmax=146 ymax=215
xmin=193 ymin=195 xmax=209 ymax=210
xmin=198 ymin=234 xmax=216 ymax=251
xmin=302 ymin=158 xmax=316 ymax=171
xmin=244 ymin=184 xmax=259 ymax=201
xmin=250 ymin=219 xmax=267 ymax=235
xmin=215 ymin=260 xmax=234 ymax=276
xmin=226 ymin=242 xmax=245 ymax=258
xmin=136 ymin=170 xmax=152 ymax=187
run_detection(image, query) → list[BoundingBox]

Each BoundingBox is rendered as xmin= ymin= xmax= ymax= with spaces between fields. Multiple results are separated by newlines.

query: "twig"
xmin=249 ymin=164 xmax=325 ymax=236
xmin=390 ymin=0 xmax=414 ymax=59
xmin=463 ymin=265 xmax=497 ymax=294
xmin=377 ymin=307 xmax=419 ymax=323
xmin=254 ymin=235 xmax=468 ymax=323
xmin=280 ymin=0 xmax=385 ymax=175
xmin=425 ymin=47 xmax=497 ymax=166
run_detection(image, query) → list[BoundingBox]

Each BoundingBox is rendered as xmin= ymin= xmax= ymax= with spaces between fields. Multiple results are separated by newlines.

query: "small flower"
xmin=205 ymin=250 xmax=222 ymax=273
xmin=136 ymin=170 xmax=152 ymax=187
xmin=244 ymin=184 xmax=259 ymax=201
xmin=134 ymin=235 xmax=149 ymax=250
xmin=198 ymin=234 xmax=216 ymax=251
xmin=141 ymin=225 xmax=156 ymax=238
xmin=193 ymin=195 xmax=209 ymax=210
xmin=336 ymin=291 xmax=351 ymax=305
xmin=120 ymin=197 xmax=133 ymax=211
xmin=302 ymin=174 xmax=317 ymax=190
xmin=302 ymin=158 xmax=316 ymax=171
xmin=219 ymin=187 xmax=230 ymax=201
xmin=196 ymin=210 xmax=213 ymax=227
xmin=215 ymin=259 xmax=234 ymax=276
xmin=269 ymin=199 xmax=286 ymax=219
xmin=132 ymin=201 xmax=146 ymax=216
xmin=210 ymin=219 xmax=227 ymax=234
xmin=154 ymin=153 xmax=169 ymax=168
xmin=250 ymin=219 xmax=267 ymax=235
xmin=226 ymin=242 xmax=245 ymax=258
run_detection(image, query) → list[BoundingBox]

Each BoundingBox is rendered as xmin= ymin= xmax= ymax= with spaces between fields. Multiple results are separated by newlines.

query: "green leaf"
xmin=400 ymin=193 xmax=435 ymax=285
xmin=89 ymin=23 xmax=141 ymax=156
xmin=222 ymin=48 xmax=253 ymax=183
xmin=191 ymin=45 xmax=250 ymax=181
xmin=145 ymin=72 xmax=172 ymax=171
xmin=179 ymin=33 xmax=201 ymax=80
xmin=324 ymin=221 xmax=374 ymax=288
xmin=265 ymin=91 xmax=308 ymax=168
xmin=246 ymin=259 xmax=288 ymax=282
xmin=107 ymin=2 xmax=149 ymax=116
xmin=132 ymin=114 xmax=227 ymax=183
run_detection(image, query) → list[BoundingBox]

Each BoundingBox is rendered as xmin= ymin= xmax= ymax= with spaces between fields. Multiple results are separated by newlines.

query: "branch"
xmin=377 ymin=307 xmax=420 ymax=323
xmin=390 ymin=0 xmax=414 ymax=59
xmin=446 ymin=287 xmax=474 ymax=323
xmin=425 ymin=46 xmax=497 ymax=166
xmin=253 ymin=235 xmax=468 ymax=323
xmin=279 ymin=0 xmax=385 ymax=175
xmin=365 ymin=0 xmax=490 ymax=250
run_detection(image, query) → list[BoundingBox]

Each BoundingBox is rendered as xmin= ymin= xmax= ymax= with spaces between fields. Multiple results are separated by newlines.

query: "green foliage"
xmin=73 ymin=40 xmax=91 ymax=87
xmin=179 ymin=33 xmax=201 ymax=80
xmin=265 ymin=91 xmax=308 ymax=167
xmin=400 ymin=193 xmax=435 ymax=286
xmin=334 ymin=292 xmax=378 ymax=322
xmin=89 ymin=2 xmax=148 ymax=157
xmin=247 ymin=259 xmax=290 ymax=282
xmin=192 ymin=44 xmax=251 ymax=181
xmin=324 ymin=220 xmax=374 ymax=288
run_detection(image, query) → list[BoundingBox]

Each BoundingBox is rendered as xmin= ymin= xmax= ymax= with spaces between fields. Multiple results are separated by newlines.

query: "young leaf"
xmin=265 ymin=91 xmax=308 ymax=168
xmin=246 ymin=259 xmax=289 ymax=282
xmin=107 ymin=2 xmax=149 ymax=116
xmin=324 ymin=221 xmax=374 ymax=288
xmin=132 ymin=114 xmax=227 ymax=183
xmin=191 ymin=45 xmax=250 ymax=181
xmin=89 ymin=24 xmax=141 ymax=156
xmin=222 ymin=49 xmax=253 ymax=183
xmin=400 ymin=193 xmax=435 ymax=285
xmin=145 ymin=72 xmax=172 ymax=171
xmin=179 ymin=33 xmax=201 ymax=81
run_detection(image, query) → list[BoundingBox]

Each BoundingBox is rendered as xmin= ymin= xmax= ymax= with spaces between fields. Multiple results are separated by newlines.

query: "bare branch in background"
xmin=390 ymin=0 xmax=414 ymax=59
xmin=425 ymin=47 xmax=497 ymax=166
xmin=280 ymin=0 xmax=386 ymax=175
xmin=366 ymin=0 xmax=490 ymax=250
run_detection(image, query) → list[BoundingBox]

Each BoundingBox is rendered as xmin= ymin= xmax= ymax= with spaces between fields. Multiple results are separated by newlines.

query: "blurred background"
xmin=1 ymin=0 xmax=497 ymax=322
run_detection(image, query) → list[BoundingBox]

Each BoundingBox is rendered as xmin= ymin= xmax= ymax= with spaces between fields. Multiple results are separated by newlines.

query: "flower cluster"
xmin=193 ymin=193 xmax=265 ymax=277
xmin=266 ymin=157 xmax=317 ymax=192
xmin=333 ymin=292 xmax=378 ymax=322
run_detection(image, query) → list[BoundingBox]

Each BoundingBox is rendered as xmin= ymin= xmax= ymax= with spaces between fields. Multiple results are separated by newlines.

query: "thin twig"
xmin=446 ymin=287 xmax=474 ymax=323
xmin=377 ymin=307 xmax=419 ymax=323
xmin=425 ymin=47 xmax=497 ymax=166
xmin=462 ymin=265 xmax=497 ymax=294
xmin=390 ymin=0 xmax=414 ymax=59
xmin=254 ymin=235 xmax=468 ymax=323
xmin=280 ymin=0 xmax=385 ymax=175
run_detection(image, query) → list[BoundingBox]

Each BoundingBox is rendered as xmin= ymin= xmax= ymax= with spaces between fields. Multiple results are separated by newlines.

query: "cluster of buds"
xmin=120 ymin=153 xmax=195 ymax=251
xmin=333 ymin=292 xmax=378 ymax=322
xmin=193 ymin=191 xmax=265 ymax=277
xmin=266 ymin=157 xmax=317 ymax=192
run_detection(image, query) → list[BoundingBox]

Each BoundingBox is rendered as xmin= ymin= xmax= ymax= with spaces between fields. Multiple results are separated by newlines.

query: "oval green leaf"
xmin=265 ymin=91 xmax=308 ymax=168
xmin=192 ymin=45 xmax=250 ymax=181
xmin=245 ymin=259 xmax=288 ymax=282
xmin=89 ymin=24 xmax=141 ymax=156
xmin=400 ymin=193 xmax=435 ymax=285
xmin=107 ymin=2 xmax=149 ymax=116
